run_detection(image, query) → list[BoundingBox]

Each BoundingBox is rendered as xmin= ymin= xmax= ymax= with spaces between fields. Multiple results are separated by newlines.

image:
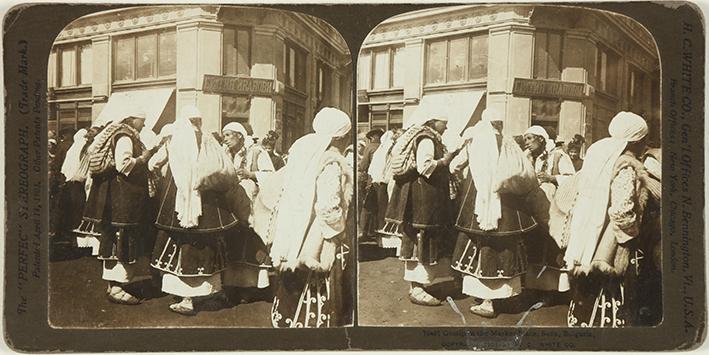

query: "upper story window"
xmin=223 ymin=27 xmax=251 ymax=76
xmin=285 ymin=42 xmax=307 ymax=92
xmin=316 ymin=60 xmax=332 ymax=108
xmin=425 ymin=32 xmax=488 ymax=85
xmin=533 ymin=30 xmax=563 ymax=80
xmin=359 ymin=46 xmax=405 ymax=90
xmin=113 ymin=29 xmax=176 ymax=83
xmin=628 ymin=65 xmax=645 ymax=112
xmin=55 ymin=42 xmax=92 ymax=87
xmin=596 ymin=45 xmax=619 ymax=95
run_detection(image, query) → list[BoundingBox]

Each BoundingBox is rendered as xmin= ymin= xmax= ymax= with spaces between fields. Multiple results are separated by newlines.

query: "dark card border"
xmin=3 ymin=1 xmax=706 ymax=351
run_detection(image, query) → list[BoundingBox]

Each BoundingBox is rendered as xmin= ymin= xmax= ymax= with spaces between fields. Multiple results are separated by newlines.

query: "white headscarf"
xmin=222 ymin=122 xmax=248 ymax=139
xmin=564 ymin=111 xmax=648 ymax=271
xmin=270 ymin=107 xmax=351 ymax=271
xmin=367 ymin=130 xmax=394 ymax=183
xmin=89 ymin=109 xmax=147 ymax=153
xmin=524 ymin=125 xmax=556 ymax=153
xmin=406 ymin=105 xmax=448 ymax=129
xmin=167 ymin=105 xmax=203 ymax=228
xmin=60 ymin=129 xmax=88 ymax=181
xmin=467 ymin=108 xmax=503 ymax=231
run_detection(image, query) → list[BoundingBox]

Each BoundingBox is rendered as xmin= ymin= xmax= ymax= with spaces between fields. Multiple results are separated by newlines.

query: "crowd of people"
xmin=357 ymin=108 xmax=662 ymax=327
xmin=49 ymin=106 xmax=354 ymax=327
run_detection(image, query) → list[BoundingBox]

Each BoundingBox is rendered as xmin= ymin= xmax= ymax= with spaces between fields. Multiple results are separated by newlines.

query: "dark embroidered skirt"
xmin=150 ymin=230 xmax=227 ymax=277
xmin=568 ymin=273 xmax=632 ymax=328
xmin=271 ymin=239 xmax=352 ymax=328
xmin=97 ymin=223 xmax=145 ymax=264
xmin=451 ymin=231 xmax=527 ymax=279
xmin=568 ymin=240 xmax=658 ymax=327
xmin=386 ymin=169 xmax=451 ymax=230
xmin=399 ymin=223 xmax=454 ymax=266
xmin=453 ymin=174 xmax=536 ymax=236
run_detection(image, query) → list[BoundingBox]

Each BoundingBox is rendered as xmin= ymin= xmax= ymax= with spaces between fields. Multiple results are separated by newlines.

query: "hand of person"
xmin=440 ymin=152 xmax=454 ymax=166
xmin=236 ymin=168 xmax=255 ymax=180
xmin=537 ymin=172 xmax=552 ymax=183
xmin=137 ymin=149 xmax=154 ymax=164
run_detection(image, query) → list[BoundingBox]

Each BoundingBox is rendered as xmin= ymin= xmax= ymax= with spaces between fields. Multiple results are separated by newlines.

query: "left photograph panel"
xmin=47 ymin=5 xmax=355 ymax=328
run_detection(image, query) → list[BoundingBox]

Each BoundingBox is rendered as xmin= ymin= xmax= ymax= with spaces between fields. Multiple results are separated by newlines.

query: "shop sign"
xmin=513 ymin=78 xmax=586 ymax=100
xmin=203 ymin=75 xmax=275 ymax=96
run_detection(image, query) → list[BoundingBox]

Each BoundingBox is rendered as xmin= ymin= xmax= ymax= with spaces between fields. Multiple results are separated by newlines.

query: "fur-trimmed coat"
xmin=254 ymin=147 xmax=353 ymax=273
xmin=589 ymin=151 xmax=651 ymax=277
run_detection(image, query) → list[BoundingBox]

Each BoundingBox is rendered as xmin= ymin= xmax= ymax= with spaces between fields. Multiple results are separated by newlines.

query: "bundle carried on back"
xmin=388 ymin=125 xmax=439 ymax=177
xmin=86 ymin=121 xmax=142 ymax=176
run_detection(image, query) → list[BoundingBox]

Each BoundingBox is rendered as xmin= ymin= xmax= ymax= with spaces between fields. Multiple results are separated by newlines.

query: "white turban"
xmin=608 ymin=111 xmax=648 ymax=142
xmin=564 ymin=111 xmax=648 ymax=272
xmin=222 ymin=122 xmax=248 ymax=138
xmin=524 ymin=125 xmax=555 ymax=152
xmin=524 ymin=125 xmax=549 ymax=140
xmin=112 ymin=108 xmax=146 ymax=125
xmin=313 ymin=107 xmax=352 ymax=138
xmin=406 ymin=106 xmax=448 ymax=128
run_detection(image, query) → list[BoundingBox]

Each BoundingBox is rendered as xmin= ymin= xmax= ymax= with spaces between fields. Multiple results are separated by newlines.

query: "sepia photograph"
xmin=356 ymin=4 xmax=663 ymax=327
xmin=1 ymin=1 xmax=705 ymax=352
xmin=46 ymin=4 xmax=355 ymax=328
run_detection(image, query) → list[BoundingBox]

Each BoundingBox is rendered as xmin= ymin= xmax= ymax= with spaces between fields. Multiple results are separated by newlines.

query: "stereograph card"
xmin=2 ymin=0 xmax=706 ymax=351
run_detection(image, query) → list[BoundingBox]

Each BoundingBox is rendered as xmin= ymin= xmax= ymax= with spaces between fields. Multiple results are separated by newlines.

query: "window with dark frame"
xmin=531 ymin=98 xmax=561 ymax=135
xmin=424 ymin=32 xmax=488 ymax=85
xmin=360 ymin=45 xmax=405 ymax=90
xmin=357 ymin=51 xmax=371 ymax=90
xmin=223 ymin=27 xmax=251 ymax=76
xmin=628 ymin=65 xmax=645 ymax=112
xmin=361 ymin=103 xmax=403 ymax=131
xmin=221 ymin=26 xmax=252 ymax=128
xmin=56 ymin=42 xmax=92 ymax=87
xmin=285 ymin=42 xmax=307 ymax=92
xmin=533 ymin=30 xmax=563 ymax=80
xmin=316 ymin=60 xmax=332 ymax=109
xmin=112 ymin=29 xmax=177 ymax=83
xmin=50 ymin=101 xmax=93 ymax=132
xmin=596 ymin=45 xmax=619 ymax=95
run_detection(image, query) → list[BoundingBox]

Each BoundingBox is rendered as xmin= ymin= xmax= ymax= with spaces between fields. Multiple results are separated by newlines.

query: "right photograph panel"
xmin=356 ymin=4 xmax=662 ymax=327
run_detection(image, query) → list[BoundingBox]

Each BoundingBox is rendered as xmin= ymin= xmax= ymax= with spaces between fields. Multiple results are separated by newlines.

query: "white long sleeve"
xmin=416 ymin=138 xmax=438 ymax=178
xmin=114 ymin=136 xmax=137 ymax=176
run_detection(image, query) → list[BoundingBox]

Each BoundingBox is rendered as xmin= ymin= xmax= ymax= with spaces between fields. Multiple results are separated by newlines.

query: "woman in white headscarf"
xmin=266 ymin=107 xmax=354 ymax=328
xmin=449 ymin=108 xmax=538 ymax=318
xmin=148 ymin=105 xmax=241 ymax=315
xmin=523 ymin=126 xmax=576 ymax=196
xmin=563 ymin=111 xmax=653 ymax=327
xmin=385 ymin=109 xmax=456 ymax=307
xmin=219 ymin=121 xmax=273 ymax=306
xmin=520 ymin=125 xmax=576 ymax=304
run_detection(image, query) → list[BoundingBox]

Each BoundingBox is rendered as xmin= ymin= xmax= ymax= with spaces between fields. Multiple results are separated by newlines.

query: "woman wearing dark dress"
xmin=385 ymin=113 xmax=456 ymax=306
xmin=148 ymin=105 xmax=244 ymax=315
xmin=449 ymin=108 xmax=538 ymax=318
